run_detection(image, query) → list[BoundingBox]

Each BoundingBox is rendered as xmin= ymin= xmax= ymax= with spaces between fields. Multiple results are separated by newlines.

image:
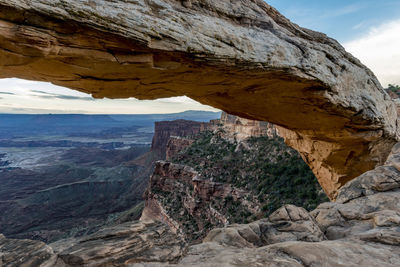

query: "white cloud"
xmin=344 ymin=19 xmax=400 ymax=87
xmin=0 ymin=78 xmax=220 ymax=114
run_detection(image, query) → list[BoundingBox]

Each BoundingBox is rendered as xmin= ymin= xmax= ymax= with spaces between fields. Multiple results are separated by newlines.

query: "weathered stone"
xmin=311 ymin=144 xmax=400 ymax=245
xmin=336 ymin=143 xmax=400 ymax=203
xmin=4 ymin=145 xmax=400 ymax=266
xmin=172 ymin=239 xmax=400 ymax=267
xmin=0 ymin=234 xmax=59 ymax=267
xmin=50 ymin=221 xmax=185 ymax=266
xmin=141 ymin=161 xmax=253 ymax=241
xmin=152 ymin=120 xmax=208 ymax=158
xmin=203 ymin=205 xmax=325 ymax=248
xmin=0 ymin=0 xmax=398 ymax=198
xmin=213 ymin=112 xmax=277 ymax=142
xmin=166 ymin=137 xmax=195 ymax=161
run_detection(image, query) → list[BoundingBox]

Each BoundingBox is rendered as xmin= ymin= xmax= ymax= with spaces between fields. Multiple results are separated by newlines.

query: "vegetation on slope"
xmin=386 ymin=84 xmax=400 ymax=98
xmin=172 ymin=130 xmax=328 ymax=220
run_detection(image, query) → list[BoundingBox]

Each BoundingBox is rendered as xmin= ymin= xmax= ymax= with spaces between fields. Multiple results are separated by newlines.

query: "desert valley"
xmin=0 ymin=0 xmax=400 ymax=266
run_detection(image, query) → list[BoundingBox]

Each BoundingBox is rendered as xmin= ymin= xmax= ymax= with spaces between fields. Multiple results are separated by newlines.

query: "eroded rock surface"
xmin=1 ymin=221 xmax=186 ymax=267
xmin=166 ymin=137 xmax=195 ymax=161
xmin=3 ymin=145 xmax=400 ymax=266
xmin=151 ymin=120 xmax=208 ymax=158
xmin=203 ymin=205 xmax=325 ymax=248
xmin=214 ymin=112 xmax=278 ymax=141
xmin=50 ymin=221 xmax=185 ymax=266
xmin=156 ymin=143 xmax=400 ymax=266
xmin=0 ymin=0 xmax=398 ymax=197
xmin=0 ymin=234 xmax=59 ymax=267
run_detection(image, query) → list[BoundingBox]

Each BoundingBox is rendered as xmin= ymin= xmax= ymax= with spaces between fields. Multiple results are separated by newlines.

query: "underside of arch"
xmin=0 ymin=0 xmax=398 ymax=199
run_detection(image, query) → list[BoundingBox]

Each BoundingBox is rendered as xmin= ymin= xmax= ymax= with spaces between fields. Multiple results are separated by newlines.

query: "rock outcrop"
xmin=0 ymin=234 xmax=58 ymax=266
xmin=164 ymin=112 xmax=275 ymax=160
xmin=214 ymin=112 xmax=278 ymax=141
xmin=1 ymin=221 xmax=186 ymax=266
xmin=172 ymin=142 xmax=400 ymax=266
xmin=141 ymin=161 xmax=260 ymax=242
xmin=151 ymin=120 xmax=208 ymax=158
xmin=0 ymin=0 xmax=398 ymax=197
xmin=165 ymin=137 xmax=195 ymax=161
xmin=2 ymin=144 xmax=400 ymax=266
xmin=203 ymin=204 xmax=325 ymax=248
xmin=51 ymin=221 xmax=185 ymax=266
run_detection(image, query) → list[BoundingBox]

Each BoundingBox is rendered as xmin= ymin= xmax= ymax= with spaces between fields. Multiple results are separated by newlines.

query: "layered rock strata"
xmin=172 ymin=142 xmax=400 ymax=266
xmin=3 ymin=141 xmax=400 ymax=267
xmin=0 ymin=0 xmax=398 ymax=197
xmin=141 ymin=161 xmax=259 ymax=242
xmin=165 ymin=137 xmax=195 ymax=161
xmin=0 ymin=221 xmax=186 ymax=266
xmin=151 ymin=120 xmax=208 ymax=158
xmin=215 ymin=112 xmax=278 ymax=141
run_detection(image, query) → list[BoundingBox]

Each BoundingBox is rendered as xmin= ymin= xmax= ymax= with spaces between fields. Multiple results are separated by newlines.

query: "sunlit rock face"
xmin=214 ymin=112 xmax=278 ymax=141
xmin=0 ymin=0 xmax=398 ymax=198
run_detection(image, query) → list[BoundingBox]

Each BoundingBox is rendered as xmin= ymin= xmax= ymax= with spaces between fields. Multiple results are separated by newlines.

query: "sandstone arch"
xmin=0 ymin=0 xmax=398 ymax=199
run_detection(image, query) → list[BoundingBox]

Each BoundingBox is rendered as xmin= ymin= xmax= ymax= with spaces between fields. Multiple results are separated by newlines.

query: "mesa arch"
xmin=0 ymin=0 xmax=398 ymax=199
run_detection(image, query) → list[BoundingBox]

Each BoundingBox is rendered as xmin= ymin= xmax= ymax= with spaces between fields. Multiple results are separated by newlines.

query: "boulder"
xmin=204 ymin=205 xmax=325 ymax=248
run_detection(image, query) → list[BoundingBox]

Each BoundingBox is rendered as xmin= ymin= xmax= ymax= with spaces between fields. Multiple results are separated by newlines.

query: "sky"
xmin=0 ymin=0 xmax=399 ymax=114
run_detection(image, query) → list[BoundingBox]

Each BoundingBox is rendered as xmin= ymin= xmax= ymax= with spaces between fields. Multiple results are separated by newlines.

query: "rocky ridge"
xmin=216 ymin=112 xmax=278 ymax=141
xmin=0 ymin=0 xmax=398 ymax=197
xmin=140 ymin=115 xmax=327 ymax=243
xmin=162 ymin=111 xmax=273 ymax=161
xmin=151 ymin=120 xmax=208 ymax=158
xmin=1 ymin=143 xmax=399 ymax=266
xmin=140 ymin=161 xmax=261 ymax=242
xmin=172 ymin=143 xmax=400 ymax=266
xmin=1 ymin=115 xmax=400 ymax=266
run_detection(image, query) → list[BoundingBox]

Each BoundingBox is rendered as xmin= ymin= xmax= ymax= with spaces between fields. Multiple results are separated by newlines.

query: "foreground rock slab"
xmin=0 ymin=234 xmax=58 ymax=267
xmin=174 ymin=239 xmax=400 ymax=267
xmin=2 ymin=144 xmax=400 ymax=266
xmin=1 ymin=221 xmax=186 ymax=267
xmin=0 ymin=0 xmax=398 ymax=198
xmin=50 ymin=221 xmax=186 ymax=266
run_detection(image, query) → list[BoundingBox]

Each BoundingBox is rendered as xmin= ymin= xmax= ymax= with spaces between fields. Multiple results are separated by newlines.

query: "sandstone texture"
xmin=141 ymin=161 xmax=260 ymax=242
xmin=0 ymin=0 xmax=398 ymax=197
xmin=0 ymin=234 xmax=59 ymax=267
xmin=170 ymin=143 xmax=400 ymax=266
xmin=214 ymin=112 xmax=278 ymax=141
xmin=151 ymin=120 xmax=208 ymax=158
xmin=51 ymin=221 xmax=185 ymax=266
xmin=1 ymin=221 xmax=186 ymax=267
xmin=165 ymin=137 xmax=195 ymax=161
xmin=2 ymin=144 xmax=400 ymax=266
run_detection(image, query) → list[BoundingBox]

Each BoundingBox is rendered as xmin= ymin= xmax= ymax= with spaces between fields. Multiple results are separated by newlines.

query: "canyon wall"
xmin=215 ymin=112 xmax=278 ymax=141
xmin=3 ymin=143 xmax=399 ymax=266
xmin=141 ymin=116 xmax=327 ymax=242
xmin=166 ymin=137 xmax=195 ymax=161
xmin=140 ymin=161 xmax=260 ymax=242
xmin=151 ymin=120 xmax=208 ymax=158
xmin=0 ymin=0 xmax=398 ymax=197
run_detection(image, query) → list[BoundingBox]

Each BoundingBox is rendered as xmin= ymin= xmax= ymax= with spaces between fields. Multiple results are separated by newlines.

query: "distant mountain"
xmin=0 ymin=111 xmax=221 ymax=138
xmin=30 ymin=114 xmax=118 ymax=125
xmin=110 ymin=110 xmax=221 ymax=125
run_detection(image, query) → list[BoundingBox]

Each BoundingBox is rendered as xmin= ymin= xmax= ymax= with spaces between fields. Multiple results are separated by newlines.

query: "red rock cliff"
xmin=210 ymin=112 xmax=278 ymax=141
xmin=151 ymin=120 xmax=208 ymax=158
xmin=141 ymin=161 xmax=261 ymax=242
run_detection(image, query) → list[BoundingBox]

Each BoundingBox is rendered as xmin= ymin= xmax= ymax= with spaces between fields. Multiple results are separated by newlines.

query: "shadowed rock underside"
xmin=0 ymin=0 xmax=399 ymax=198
